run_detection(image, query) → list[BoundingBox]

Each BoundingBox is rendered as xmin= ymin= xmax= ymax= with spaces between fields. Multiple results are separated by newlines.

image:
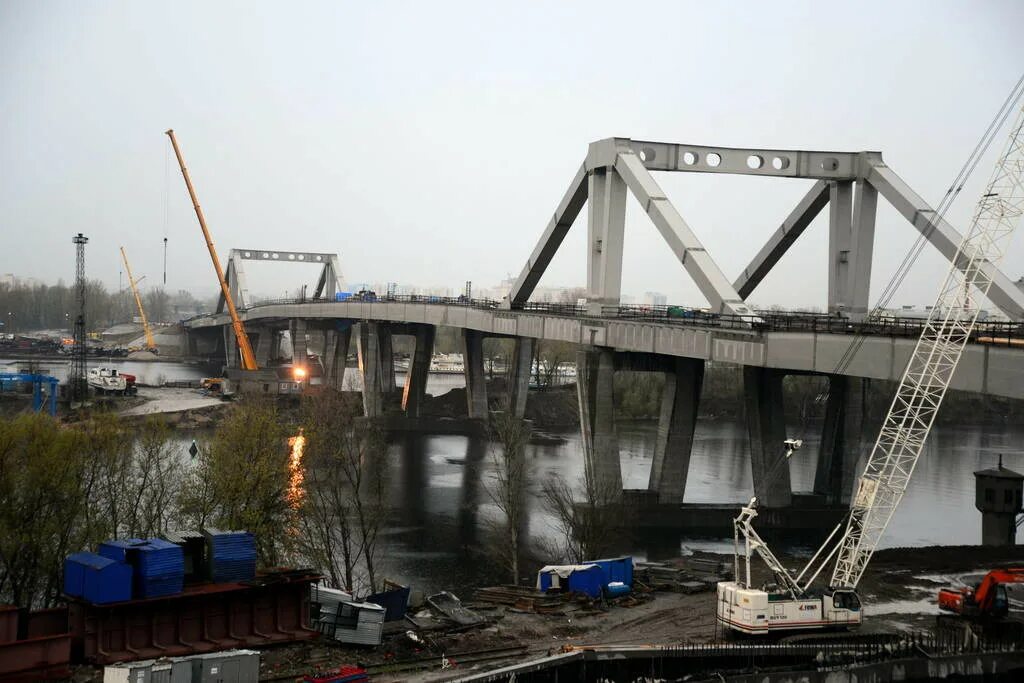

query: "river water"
xmin=8 ymin=357 xmax=1018 ymax=594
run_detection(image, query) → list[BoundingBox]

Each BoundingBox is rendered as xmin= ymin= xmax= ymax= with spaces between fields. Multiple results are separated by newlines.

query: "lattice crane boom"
xmin=830 ymin=101 xmax=1024 ymax=589
xmin=120 ymin=246 xmax=157 ymax=351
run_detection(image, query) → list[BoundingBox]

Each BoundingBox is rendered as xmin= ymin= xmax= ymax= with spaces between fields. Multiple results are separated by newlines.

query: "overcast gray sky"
xmin=2 ymin=0 xmax=1022 ymax=310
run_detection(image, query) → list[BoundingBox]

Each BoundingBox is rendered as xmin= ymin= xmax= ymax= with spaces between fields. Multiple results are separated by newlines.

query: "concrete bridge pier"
xmin=250 ymin=326 xmax=273 ymax=367
xmin=743 ymin=367 xmax=792 ymax=508
xmin=402 ymin=324 xmax=436 ymax=417
xmin=379 ymin=325 xmax=397 ymax=395
xmin=223 ymin=325 xmax=238 ymax=369
xmin=289 ymin=319 xmax=308 ymax=366
xmin=577 ymin=348 xmax=622 ymax=500
xmin=508 ymin=337 xmax=535 ymax=418
xmin=648 ymin=357 xmax=705 ymax=504
xmin=814 ymin=375 xmax=866 ymax=505
xmin=462 ymin=329 xmax=488 ymax=419
xmin=357 ymin=322 xmax=385 ymax=417
xmin=322 ymin=325 xmax=352 ymax=390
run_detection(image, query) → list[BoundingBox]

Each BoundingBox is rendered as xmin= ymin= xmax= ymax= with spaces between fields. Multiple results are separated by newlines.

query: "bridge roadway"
xmin=183 ymin=296 xmax=1024 ymax=400
xmin=183 ymin=296 xmax=1023 ymax=510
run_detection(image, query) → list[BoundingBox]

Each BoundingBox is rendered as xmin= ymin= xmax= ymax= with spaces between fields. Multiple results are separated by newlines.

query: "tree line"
xmin=0 ymin=280 xmax=210 ymax=333
xmin=0 ymin=393 xmax=390 ymax=608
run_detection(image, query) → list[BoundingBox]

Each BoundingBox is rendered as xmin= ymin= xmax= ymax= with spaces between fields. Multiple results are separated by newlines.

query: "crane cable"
xmin=788 ymin=72 xmax=1024 ymax=445
xmin=829 ymin=72 xmax=1024 ymax=381
xmin=787 ymin=72 xmax=1024 ymax=465
xmin=163 ymin=142 xmax=170 ymax=285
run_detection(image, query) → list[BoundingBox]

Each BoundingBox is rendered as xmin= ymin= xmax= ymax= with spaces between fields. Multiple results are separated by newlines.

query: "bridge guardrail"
xmin=180 ymin=296 xmax=1024 ymax=348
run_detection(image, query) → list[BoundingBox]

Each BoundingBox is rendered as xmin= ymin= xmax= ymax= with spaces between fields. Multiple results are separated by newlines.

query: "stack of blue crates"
xmin=63 ymin=552 xmax=132 ymax=604
xmin=204 ymin=528 xmax=257 ymax=583
xmin=98 ymin=537 xmax=184 ymax=599
xmin=134 ymin=538 xmax=185 ymax=598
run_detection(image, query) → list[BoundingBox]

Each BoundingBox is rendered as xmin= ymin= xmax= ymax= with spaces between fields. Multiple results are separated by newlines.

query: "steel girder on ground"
xmin=506 ymin=138 xmax=1024 ymax=322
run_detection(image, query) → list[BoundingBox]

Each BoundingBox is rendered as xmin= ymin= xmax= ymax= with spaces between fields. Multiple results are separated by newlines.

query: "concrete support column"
xmin=577 ymin=348 xmax=622 ymax=499
xmin=379 ymin=326 xmax=396 ymax=394
xmin=357 ymin=322 xmax=384 ymax=417
xmin=290 ymin=319 xmax=308 ymax=365
xmin=507 ymin=337 xmax=535 ymax=418
xmin=847 ymin=181 xmax=878 ymax=322
xmin=743 ymin=367 xmax=792 ymax=508
xmin=268 ymin=329 xmax=282 ymax=363
xmin=461 ymin=329 xmax=488 ymax=419
xmin=648 ymin=357 xmax=705 ymax=504
xmin=828 ymin=180 xmax=854 ymax=316
xmin=252 ymin=327 xmax=272 ymax=366
xmin=223 ymin=326 xmax=238 ymax=369
xmin=586 ymin=167 xmax=627 ymax=313
xmin=814 ymin=375 xmax=866 ymax=505
xmin=324 ymin=325 xmax=352 ymax=390
xmin=402 ymin=325 xmax=436 ymax=417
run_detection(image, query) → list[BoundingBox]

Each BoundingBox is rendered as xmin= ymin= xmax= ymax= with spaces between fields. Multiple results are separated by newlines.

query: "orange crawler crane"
xmin=938 ymin=568 xmax=1024 ymax=619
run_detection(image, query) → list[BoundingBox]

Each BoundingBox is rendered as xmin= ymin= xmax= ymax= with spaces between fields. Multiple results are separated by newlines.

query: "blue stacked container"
xmin=97 ymin=538 xmax=148 ymax=563
xmin=134 ymin=538 xmax=185 ymax=598
xmin=64 ymin=552 xmax=132 ymax=604
xmin=98 ymin=537 xmax=184 ymax=599
xmin=204 ymin=528 xmax=257 ymax=583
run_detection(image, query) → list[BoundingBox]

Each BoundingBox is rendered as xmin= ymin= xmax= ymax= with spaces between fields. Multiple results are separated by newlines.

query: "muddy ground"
xmin=238 ymin=545 xmax=1024 ymax=682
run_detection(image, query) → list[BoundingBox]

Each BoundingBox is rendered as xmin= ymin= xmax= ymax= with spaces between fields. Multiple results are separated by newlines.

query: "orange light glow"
xmin=287 ymin=431 xmax=305 ymax=508
xmin=293 ymin=366 xmax=307 ymax=381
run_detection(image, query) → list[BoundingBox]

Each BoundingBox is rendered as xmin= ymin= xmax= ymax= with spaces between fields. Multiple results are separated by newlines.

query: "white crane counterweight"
xmin=718 ymin=97 xmax=1024 ymax=635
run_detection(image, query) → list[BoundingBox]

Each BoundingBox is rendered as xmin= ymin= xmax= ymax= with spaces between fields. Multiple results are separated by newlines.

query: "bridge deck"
xmin=183 ymin=297 xmax=1024 ymax=400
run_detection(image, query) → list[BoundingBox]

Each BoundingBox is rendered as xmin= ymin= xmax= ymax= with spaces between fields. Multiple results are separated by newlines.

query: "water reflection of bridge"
xmin=185 ymin=137 xmax=1024 ymax=512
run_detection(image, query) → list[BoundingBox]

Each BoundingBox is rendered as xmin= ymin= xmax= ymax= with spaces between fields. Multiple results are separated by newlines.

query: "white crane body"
xmin=718 ymin=100 xmax=1024 ymax=635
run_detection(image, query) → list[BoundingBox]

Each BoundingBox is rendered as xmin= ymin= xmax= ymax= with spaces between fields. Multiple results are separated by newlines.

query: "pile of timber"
xmin=473 ymin=585 xmax=569 ymax=613
xmin=634 ymin=558 xmax=732 ymax=593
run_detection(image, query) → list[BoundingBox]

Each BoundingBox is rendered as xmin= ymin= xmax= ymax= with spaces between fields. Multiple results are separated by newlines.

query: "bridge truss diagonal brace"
xmin=217 ymin=253 xmax=250 ymax=313
xmin=506 ymin=162 xmax=589 ymax=307
xmin=733 ymin=180 xmax=831 ymax=299
xmin=613 ymin=151 xmax=759 ymax=321
xmin=867 ymin=163 xmax=1024 ymax=320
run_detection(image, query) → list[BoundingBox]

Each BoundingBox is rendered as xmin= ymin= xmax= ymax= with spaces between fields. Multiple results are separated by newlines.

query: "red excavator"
xmin=938 ymin=568 xmax=1024 ymax=619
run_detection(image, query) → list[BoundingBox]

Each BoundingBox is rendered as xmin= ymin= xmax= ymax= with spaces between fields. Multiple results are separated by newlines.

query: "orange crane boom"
xmin=119 ymin=246 xmax=156 ymax=351
xmin=164 ymin=129 xmax=258 ymax=371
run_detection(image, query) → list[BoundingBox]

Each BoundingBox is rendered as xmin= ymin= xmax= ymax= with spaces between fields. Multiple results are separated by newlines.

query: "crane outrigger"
xmin=718 ymin=96 xmax=1024 ymax=635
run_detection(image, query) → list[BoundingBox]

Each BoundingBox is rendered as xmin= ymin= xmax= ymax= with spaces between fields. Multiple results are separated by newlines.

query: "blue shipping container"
xmin=65 ymin=552 xmax=132 ymax=604
xmin=586 ymin=556 xmax=634 ymax=587
xmin=64 ymin=552 xmax=92 ymax=597
xmin=335 ymin=292 xmax=352 ymax=301
xmin=205 ymin=529 xmax=257 ymax=583
xmin=98 ymin=538 xmax=147 ymax=564
xmin=536 ymin=564 xmax=605 ymax=599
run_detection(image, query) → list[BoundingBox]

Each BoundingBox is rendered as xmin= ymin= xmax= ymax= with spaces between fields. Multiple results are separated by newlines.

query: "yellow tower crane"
xmin=119 ymin=246 xmax=157 ymax=352
xmin=165 ymin=129 xmax=258 ymax=371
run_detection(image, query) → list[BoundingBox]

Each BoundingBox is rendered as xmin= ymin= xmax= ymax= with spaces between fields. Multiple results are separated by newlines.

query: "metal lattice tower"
xmin=71 ymin=233 xmax=89 ymax=403
xmin=831 ymin=101 xmax=1024 ymax=589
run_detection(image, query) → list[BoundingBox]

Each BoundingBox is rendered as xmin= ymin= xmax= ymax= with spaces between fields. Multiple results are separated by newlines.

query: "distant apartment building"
xmin=643 ymin=291 xmax=667 ymax=307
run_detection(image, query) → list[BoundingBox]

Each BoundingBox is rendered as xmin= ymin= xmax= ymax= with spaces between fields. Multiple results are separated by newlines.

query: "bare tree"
xmin=298 ymin=390 xmax=389 ymax=594
xmin=541 ymin=465 xmax=622 ymax=564
xmin=485 ymin=409 xmax=530 ymax=584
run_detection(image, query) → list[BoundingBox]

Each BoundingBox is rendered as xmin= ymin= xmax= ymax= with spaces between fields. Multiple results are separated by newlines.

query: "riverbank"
xmin=219 ymin=545 xmax=1024 ymax=682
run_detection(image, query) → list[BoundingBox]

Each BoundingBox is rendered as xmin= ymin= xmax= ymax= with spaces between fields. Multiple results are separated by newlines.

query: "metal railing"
xmin=181 ymin=295 xmax=1024 ymax=347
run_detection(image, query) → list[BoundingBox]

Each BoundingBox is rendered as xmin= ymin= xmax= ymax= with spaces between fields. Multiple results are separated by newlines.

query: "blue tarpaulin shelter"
xmin=536 ymin=564 xmax=605 ymax=598
xmin=586 ymin=556 xmax=634 ymax=587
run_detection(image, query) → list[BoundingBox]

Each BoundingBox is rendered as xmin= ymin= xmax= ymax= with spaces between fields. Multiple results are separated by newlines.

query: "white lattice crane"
xmin=719 ymin=96 xmax=1024 ymax=634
